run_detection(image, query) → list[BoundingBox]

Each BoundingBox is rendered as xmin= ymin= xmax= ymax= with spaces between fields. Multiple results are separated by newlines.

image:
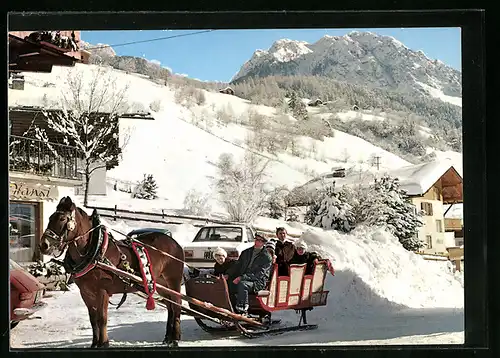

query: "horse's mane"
xmin=76 ymin=207 xmax=90 ymax=220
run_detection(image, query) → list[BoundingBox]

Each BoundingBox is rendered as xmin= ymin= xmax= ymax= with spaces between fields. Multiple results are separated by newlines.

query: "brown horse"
xmin=39 ymin=196 xmax=185 ymax=348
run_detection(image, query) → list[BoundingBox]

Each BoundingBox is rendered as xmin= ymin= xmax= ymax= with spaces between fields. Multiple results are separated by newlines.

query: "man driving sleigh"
xmin=225 ymin=233 xmax=273 ymax=315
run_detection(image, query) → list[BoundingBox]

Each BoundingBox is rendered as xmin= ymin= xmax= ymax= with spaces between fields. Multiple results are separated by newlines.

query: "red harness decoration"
xmin=131 ymin=241 xmax=157 ymax=310
xmin=73 ymin=228 xmax=109 ymax=279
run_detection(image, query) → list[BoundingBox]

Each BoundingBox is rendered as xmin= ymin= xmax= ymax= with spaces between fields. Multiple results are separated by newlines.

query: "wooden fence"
xmin=85 ymin=204 xmax=242 ymax=227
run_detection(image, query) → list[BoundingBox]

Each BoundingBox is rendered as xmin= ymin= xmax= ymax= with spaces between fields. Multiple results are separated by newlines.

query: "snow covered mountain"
xmin=231 ymin=31 xmax=462 ymax=102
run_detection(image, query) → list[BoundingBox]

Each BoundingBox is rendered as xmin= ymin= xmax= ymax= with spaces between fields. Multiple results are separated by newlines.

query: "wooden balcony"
xmin=445 ymin=218 xmax=463 ymax=231
xmin=9 ymin=135 xmax=83 ymax=181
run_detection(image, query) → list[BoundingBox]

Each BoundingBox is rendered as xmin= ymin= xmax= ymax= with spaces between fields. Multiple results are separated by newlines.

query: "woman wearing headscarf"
xmin=289 ymin=240 xmax=321 ymax=275
xmin=213 ymin=247 xmax=236 ymax=276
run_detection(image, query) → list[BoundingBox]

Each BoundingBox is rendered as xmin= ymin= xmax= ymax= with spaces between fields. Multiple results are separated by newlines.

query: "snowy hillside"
xmin=232 ymin=31 xmax=462 ymax=106
xmin=10 ymin=219 xmax=464 ymax=347
xmin=9 ymin=63 xmax=420 ymax=217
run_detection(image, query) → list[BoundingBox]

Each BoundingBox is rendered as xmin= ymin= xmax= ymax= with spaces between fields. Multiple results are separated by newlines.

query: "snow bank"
xmin=300 ymin=225 xmax=463 ymax=310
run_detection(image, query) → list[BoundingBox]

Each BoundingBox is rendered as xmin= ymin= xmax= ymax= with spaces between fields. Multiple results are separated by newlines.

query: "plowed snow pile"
xmin=296 ymin=225 xmax=463 ymax=311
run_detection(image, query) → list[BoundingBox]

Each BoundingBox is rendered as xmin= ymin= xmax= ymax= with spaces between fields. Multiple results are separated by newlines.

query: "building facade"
xmin=9 ymin=175 xmax=81 ymax=263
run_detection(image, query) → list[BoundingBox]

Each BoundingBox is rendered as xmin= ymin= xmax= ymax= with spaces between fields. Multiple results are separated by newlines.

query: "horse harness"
xmin=49 ymin=210 xmax=160 ymax=310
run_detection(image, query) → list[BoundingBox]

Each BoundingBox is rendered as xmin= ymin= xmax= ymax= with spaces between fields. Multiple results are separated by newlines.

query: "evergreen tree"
xmin=360 ymin=175 xmax=424 ymax=251
xmin=287 ymin=91 xmax=309 ymax=120
xmin=309 ymin=183 xmax=356 ymax=233
xmin=133 ymin=174 xmax=159 ymax=200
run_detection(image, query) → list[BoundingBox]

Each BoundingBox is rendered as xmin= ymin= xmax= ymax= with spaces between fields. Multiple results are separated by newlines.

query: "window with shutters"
xmin=426 ymin=235 xmax=432 ymax=249
xmin=421 ymin=202 xmax=433 ymax=216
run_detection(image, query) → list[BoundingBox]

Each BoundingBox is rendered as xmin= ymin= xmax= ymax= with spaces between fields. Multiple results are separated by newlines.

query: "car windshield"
xmin=193 ymin=227 xmax=243 ymax=242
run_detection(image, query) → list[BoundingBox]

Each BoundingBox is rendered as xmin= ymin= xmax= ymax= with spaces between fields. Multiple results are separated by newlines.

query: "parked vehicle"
xmin=10 ymin=259 xmax=47 ymax=329
xmin=182 ymin=224 xmax=256 ymax=268
xmin=127 ymin=227 xmax=172 ymax=239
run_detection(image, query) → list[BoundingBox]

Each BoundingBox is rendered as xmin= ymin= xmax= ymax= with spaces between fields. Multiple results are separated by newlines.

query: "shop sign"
xmin=9 ymin=181 xmax=59 ymax=201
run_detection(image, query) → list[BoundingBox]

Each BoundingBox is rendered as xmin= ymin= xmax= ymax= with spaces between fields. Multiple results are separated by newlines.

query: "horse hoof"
xmin=162 ymin=339 xmax=179 ymax=347
xmin=98 ymin=341 xmax=110 ymax=348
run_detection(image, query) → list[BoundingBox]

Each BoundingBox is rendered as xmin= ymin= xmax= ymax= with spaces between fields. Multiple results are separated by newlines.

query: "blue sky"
xmin=81 ymin=28 xmax=461 ymax=83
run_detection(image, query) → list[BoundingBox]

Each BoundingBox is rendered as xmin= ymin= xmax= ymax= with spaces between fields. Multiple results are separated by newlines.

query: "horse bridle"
xmin=43 ymin=210 xmax=79 ymax=251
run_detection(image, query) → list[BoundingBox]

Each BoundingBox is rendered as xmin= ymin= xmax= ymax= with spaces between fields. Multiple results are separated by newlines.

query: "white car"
xmin=183 ymin=224 xmax=256 ymax=268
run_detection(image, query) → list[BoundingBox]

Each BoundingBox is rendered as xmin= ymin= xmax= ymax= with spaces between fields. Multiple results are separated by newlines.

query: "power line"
xmin=83 ymin=30 xmax=216 ymax=51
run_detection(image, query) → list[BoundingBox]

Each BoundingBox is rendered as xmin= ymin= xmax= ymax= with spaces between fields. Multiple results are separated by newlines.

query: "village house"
xmin=308 ymin=98 xmax=324 ymax=107
xmin=8 ymin=74 xmax=156 ymax=265
xmin=288 ymin=159 xmax=463 ymax=255
xmin=8 ymin=31 xmax=85 ymax=263
xmin=219 ymin=86 xmax=235 ymax=95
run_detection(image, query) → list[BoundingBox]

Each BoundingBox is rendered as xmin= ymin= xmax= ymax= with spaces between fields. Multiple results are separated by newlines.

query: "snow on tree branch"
xmin=44 ymin=65 xmax=131 ymax=205
xmin=214 ymin=151 xmax=271 ymax=222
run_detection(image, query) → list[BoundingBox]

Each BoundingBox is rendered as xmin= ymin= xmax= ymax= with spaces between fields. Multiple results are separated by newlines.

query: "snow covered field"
xmin=10 ymin=219 xmax=464 ymax=348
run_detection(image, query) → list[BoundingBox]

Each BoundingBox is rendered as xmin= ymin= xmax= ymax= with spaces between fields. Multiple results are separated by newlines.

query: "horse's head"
xmin=39 ymin=196 xmax=85 ymax=255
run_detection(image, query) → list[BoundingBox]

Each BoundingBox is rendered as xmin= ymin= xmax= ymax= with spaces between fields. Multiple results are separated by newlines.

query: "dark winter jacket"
xmin=226 ymin=246 xmax=273 ymax=292
xmin=274 ymin=239 xmax=285 ymax=262
xmin=275 ymin=240 xmax=295 ymax=276
xmin=289 ymin=251 xmax=321 ymax=275
xmin=213 ymin=259 xmax=236 ymax=276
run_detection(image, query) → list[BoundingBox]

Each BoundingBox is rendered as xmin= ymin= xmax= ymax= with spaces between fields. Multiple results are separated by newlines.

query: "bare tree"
xmin=43 ymin=65 xmax=130 ymax=205
xmin=214 ymin=151 xmax=271 ymax=222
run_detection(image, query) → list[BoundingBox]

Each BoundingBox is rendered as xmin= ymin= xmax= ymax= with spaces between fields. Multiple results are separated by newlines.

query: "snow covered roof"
xmin=289 ymin=159 xmax=462 ymax=205
xmin=384 ymin=158 xmax=461 ymax=196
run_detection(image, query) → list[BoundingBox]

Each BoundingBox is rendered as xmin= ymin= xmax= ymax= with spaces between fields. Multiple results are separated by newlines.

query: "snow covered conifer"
xmin=133 ymin=174 xmax=159 ymax=200
xmin=288 ymin=91 xmax=308 ymax=120
xmin=360 ymin=175 xmax=424 ymax=251
xmin=307 ymin=183 xmax=356 ymax=233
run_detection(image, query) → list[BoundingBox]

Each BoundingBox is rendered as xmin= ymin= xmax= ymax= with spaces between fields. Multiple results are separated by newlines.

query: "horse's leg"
xmin=156 ymin=277 xmax=174 ymax=346
xmin=164 ymin=275 xmax=182 ymax=347
xmin=163 ymin=303 xmax=174 ymax=345
xmin=81 ymin=291 xmax=99 ymax=348
xmin=171 ymin=299 xmax=182 ymax=346
xmin=87 ymin=307 xmax=99 ymax=348
xmin=96 ymin=289 xmax=110 ymax=348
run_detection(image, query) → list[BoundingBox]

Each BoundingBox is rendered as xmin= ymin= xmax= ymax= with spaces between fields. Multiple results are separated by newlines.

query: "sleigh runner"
xmin=41 ymin=197 xmax=335 ymax=347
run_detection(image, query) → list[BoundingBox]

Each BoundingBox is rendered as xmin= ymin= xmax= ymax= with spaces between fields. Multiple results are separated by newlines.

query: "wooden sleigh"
xmin=183 ymin=260 xmax=332 ymax=338
xmin=96 ymin=259 xmax=332 ymax=338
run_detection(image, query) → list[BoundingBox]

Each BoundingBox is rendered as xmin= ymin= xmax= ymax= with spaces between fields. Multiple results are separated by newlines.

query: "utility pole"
xmin=373 ymin=156 xmax=381 ymax=170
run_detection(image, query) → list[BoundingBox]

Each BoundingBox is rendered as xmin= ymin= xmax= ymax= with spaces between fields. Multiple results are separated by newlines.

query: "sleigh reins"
xmin=106 ymin=227 xmax=205 ymax=272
